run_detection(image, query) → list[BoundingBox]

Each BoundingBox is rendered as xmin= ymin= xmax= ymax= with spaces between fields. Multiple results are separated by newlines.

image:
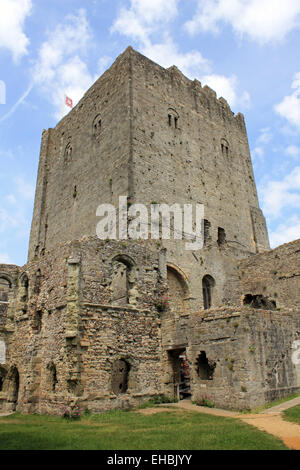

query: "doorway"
xmin=168 ymin=348 xmax=191 ymax=400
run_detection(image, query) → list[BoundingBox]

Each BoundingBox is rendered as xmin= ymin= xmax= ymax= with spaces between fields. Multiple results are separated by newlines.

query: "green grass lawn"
xmin=283 ymin=405 xmax=300 ymax=426
xmin=0 ymin=409 xmax=288 ymax=450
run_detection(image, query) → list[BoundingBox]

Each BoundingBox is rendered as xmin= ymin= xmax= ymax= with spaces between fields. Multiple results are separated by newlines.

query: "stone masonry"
xmin=0 ymin=47 xmax=299 ymax=413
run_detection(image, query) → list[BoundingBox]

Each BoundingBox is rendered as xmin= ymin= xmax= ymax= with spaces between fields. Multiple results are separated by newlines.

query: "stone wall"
xmin=161 ymin=306 xmax=300 ymax=410
xmin=0 ymin=238 xmax=167 ymax=414
xmin=28 ymin=48 xmax=134 ymax=260
xmin=239 ymin=238 xmax=300 ymax=310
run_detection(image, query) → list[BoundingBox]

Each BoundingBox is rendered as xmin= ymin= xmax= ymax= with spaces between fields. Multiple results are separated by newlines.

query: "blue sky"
xmin=0 ymin=0 xmax=299 ymax=266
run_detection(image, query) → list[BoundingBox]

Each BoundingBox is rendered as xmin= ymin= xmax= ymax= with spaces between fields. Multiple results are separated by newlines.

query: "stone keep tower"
xmin=28 ymin=46 xmax=269 ymax=310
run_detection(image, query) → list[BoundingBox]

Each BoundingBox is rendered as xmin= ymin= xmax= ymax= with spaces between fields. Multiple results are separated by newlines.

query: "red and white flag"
xmin=65 ymin=95 xmax=73 ymax=108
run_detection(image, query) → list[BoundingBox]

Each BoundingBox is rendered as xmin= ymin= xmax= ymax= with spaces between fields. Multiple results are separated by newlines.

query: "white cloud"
xmin=0 ymin=0 xmax=32 ymax=62
xmin=141 ymin=36 xmax=211 ymax=78
xmin=269 ymin=216 xmax=300 ymax=247
xmin=285 ymin=145 xmax=300 ymax=159
xmin=111 ymin=1 xmax=249 ymax=110
xmin=201 ymin=73 xmax=251 ymax=108
xmin=275 ymin=72 xmax=300 ymax=131
xmin=257 ymin=127 xmax=273 ymax=144
xmin=259 ymin=166 xmax=300 ymax=218
xmin=111 ymin=0 xmax=180 ymax=43
xmin=185 ymin=0 xmax=300 ymax=44
xmin=33 ymin=9 xmax=94 ymax=118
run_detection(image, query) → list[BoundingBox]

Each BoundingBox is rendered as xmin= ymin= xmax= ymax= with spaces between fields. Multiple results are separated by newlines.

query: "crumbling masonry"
xmin=0 ymin=47 xmax=299 ymax=413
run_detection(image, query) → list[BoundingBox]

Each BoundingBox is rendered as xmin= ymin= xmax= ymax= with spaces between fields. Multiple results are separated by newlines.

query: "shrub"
xmin=195 ymin=394 xmax=215 ymax=408
xmin=61 ymin=401 xmax=83 ymax=420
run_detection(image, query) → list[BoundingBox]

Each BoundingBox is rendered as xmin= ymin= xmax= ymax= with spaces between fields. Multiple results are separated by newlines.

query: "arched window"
xmin=202 ymin=275 xmax=215 ymax=310
xmin=64 ymin=141 xmax=72 ymax=163
xmin=93 ymin=114 xmax=102 ymax=138
xmin=167 ymin=265 xmax=188 ymax=312
xmin=19 ymin=273 xmax=29 ymax=303
xmin=221 ymin=138 xmax=229 ymax=157
xmin=111 ymin=359 xmax=130 ymax=395
xmin=111 ymin=255 xmax=136 ymax=306
xmin=168 ymin=108 xmax=179 ymax=129
xmin=0 ymin=276 xmax=12 ymax=323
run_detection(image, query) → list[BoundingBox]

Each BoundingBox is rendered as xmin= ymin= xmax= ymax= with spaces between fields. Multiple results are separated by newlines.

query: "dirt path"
xmin=166 ymin=399 xmax=300 ymax=450
xmin=237 ymin=412 xmax=300 ymax=450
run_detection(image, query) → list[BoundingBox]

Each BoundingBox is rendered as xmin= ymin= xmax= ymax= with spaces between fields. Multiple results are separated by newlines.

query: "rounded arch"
xmin=19 ymin=272 xmax=29 ymax=287
xmin=19 ymin=272 xmax=29 ymax=303
xmin=64 ymin=141 xmax=72 ymax=163
xmin=167 ymin=264 xmax=189 ymax=311
xmin=167 ymin=107 xmax=179 ymax=128
xmin=111 ymin=253 xmax=136 ymax=269
xmin=202 ymin=275 xmax=215 ymax=310
xmin=221 ymin=138 xmax=230 ymax=157
xmin=92 ymin=114 xmax=102 ymax=133
xmin=110 ymin=255 xmax=137 ymax=306
xmin=0 ymin=273 xmax=13 ymax=289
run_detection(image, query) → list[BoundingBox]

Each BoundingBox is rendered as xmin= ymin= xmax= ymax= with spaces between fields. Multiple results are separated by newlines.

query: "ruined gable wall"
xmin=28 ymin=49 xmax=133 ymax=261
xmin=1 ymin=238 xmax=166 ymax=414
xmin=239 ymin=239 xmax=300 ymax=309
xmin=161 ymin=306 xmax=300 ymax=410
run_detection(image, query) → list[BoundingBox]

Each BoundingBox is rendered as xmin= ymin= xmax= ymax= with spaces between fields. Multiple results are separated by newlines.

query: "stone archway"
xmin=167 ymin=265 xmax=188 ymax=312
xmin=202 ymin=275 xmax=215 ymax=310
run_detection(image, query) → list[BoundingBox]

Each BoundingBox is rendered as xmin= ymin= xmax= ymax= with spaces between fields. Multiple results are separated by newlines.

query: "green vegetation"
xmin=249 ymin=391 xmax=300 ymax=414
xmin=0 ymin=409 xmax=287 ymax=450
xmin=283 ymin=405 xmax=300 ymax=425
xmin=138 ymin=395 xmax=177 ymax=408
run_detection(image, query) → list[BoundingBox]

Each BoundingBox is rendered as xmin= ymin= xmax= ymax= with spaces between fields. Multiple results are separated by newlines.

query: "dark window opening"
xmin=243 ymin=294 xmax=277 ymax=310
xmin=217 ymin=227 xmax=226 ymax=246
xmin=0 ymin=367 xmax=6 ymax=392
xmin=33 ymin=310 xmax=42 ymax=333
xmin=203 ymin=219 xmax=211 ymax=245
xmin=20 ymin=274 xmax=29 ymax=302
xmin=174 ymin=117 xmax=178 ymax=128
xmin=67 ymin=379 xmax=81 ymax=396
xmin=221 ymin=139 xmax=229 ymax=157
xmin=93 ymin=114 xmax=102 ymax=138
xmin=47 ymin=363 xmax=58 ymax=392
xmin=168 ymin=114 xmax=172 ymax=126
xmin=196 ymin=351 xmax=216 ymax=380
xmin=202 ymin=275 xmax=215 ymax=310
xmin=34 ymin=269 xmax=41 ymax=295
xmin=111 ymin=359 xmax=130 ymax=395
xmin=64 ymin=142 xmax=72 ymax=162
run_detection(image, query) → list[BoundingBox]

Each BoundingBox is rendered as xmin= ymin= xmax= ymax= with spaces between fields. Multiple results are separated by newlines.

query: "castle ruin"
xmin=0 ymin=47 xmax=299 ymax=413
